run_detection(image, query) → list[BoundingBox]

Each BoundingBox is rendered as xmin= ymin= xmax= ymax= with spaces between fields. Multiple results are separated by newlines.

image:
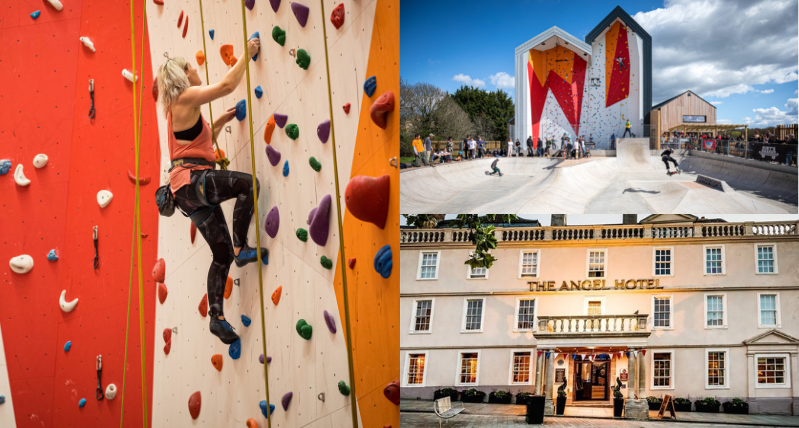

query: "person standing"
xmin=446 ymin=137 xmax=454 ymax=154
xmin=477 ymin=136 xmax=485 ymax=159
xmin=506 ymin=137 xmax=513 ymax=157
xmin=411 ymin=134 xmax=426 ymax=167
xmin=574 ymin=137 xmax=582 ymax=160
xmin=424 ymin=133 xmax=433 ymax=164
xmin=462 ymin=134 xmax=470 ymax=156
xmin=527 ymin=135 xmax=534 ymax=156
xmin=622 ymin=120 xmax=632 ymax=138
xmin=610 ymin=133 xmax=616 ymax=150
xmin=469 ymin=137 xmax=476 ymax=159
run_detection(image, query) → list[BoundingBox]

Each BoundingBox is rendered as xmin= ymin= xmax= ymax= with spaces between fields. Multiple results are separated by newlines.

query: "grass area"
xmin=400 ymin=157 xmax=414 ymax=164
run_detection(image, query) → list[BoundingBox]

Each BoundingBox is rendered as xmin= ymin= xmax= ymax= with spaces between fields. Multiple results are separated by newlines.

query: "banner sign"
xmin=751 ymin=143 xmax=793 ymax=164
xmin=528 ymin=279 xmax=662 ymax=292
xmin=702 ymin=140 xmax=716 ymax=150
xmin=683 ymin=115 xmax=706 ymax=123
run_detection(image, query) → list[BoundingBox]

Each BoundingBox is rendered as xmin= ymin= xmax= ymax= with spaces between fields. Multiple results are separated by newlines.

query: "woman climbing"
xmin=157 ymin=36 xmax=263 ymax=345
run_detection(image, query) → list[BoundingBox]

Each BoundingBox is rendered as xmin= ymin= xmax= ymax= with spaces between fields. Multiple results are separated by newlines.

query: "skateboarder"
xmin=661 ymin=147 xmax=680 ymax=174
xmin=488 ymin=158 xmax=503 ymax=176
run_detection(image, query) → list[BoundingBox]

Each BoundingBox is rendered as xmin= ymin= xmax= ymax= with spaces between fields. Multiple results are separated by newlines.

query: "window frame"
xmin=402 ymin=351 xmax=430 ymax=388
xmin=513 ymin=297 xmax=537 ymax=332
xmin=517 ymin=249 xmax=541 ymax=279
xmin=507 ymin=349 xmax=534 ymax=385
xmin=651 ymin=294 xmax=674 ymax=330
xmin=754 ymin=353 xmax=791 ymax=389
xmin=703 ymin=293 xmax=727 ymax=329
xmin=461 ymin=297 xmax=486 ymax=333
xmin=409 ymin=298 xmax=435 ymax=334
xmin=583 ymin=296 xmax=606 ymax=316
xmin=650 ymin=349 xmax=676 ymax=390
xmin=416 ymin=250 xmax=441 ymax=280
xmin=704 ymin=348 xmax=730 ymax=390
xmin=455 ymin=350 xmax=482 ymax=386
xmin=586 ymin=248 xmax=608 ymax=279
xmin=702 ymin=244 xmax=726 ymax=275
xmin=652 ymin=246 xmax=675 ymax=277
xmin=754 ymin=243 xmax=778 ymax=275
xmin=465 ymin=250 xmax=490 ymax=280
xmin=757 ymin=292 xmax=781 ymax=328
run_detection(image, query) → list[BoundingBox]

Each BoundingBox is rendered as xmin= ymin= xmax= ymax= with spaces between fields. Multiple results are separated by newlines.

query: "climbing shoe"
xmin=235 ymin=245 xmax=269 ymax=268
xmin=209 ymin=317 xmax=240 ymax=344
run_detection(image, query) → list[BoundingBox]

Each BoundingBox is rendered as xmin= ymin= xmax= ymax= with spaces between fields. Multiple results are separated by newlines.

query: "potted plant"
xmin=433 ymin=387 xmax=459 ymax=401
xmin=694 ymin=397 xmax=720 ymax=413
xmin=612 ymin=377 xmax=624 ymax=417
xmin=555 ymin=379 xmax=567 ymax=415
xmin=722 ymin=398 xmax=749 ymax=414
xmin=488 ymin=390 xmax=512 ymax=404
xmin=515 ymin=391 xmax=534 ymax=405
xmin=673 ymin=397 xmax=692 ymax=412
xmin=461 ymin=388 xmax=486 ymax=403
xmin=646 ymin=396 xmax=663 ymax=411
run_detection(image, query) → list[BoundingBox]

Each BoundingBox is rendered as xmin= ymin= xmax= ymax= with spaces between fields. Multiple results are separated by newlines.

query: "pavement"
xmin=400 ymin=139 xmax=798 ymax=214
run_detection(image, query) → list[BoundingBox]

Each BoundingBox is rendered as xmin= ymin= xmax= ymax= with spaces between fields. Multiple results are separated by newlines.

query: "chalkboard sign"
xmin=657 ymin=394 xmax=677 ymax=420
xmin=555 ymin=369 xmax=565 ymax=384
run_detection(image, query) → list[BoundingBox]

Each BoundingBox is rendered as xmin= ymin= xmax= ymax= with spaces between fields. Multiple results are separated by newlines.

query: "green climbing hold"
xmin=338 ymin=380 xmax=350 ymax=396
xmin=296 ymin=228 xmax=308 ymax=242
xmin=286 ymin=124 xmax=299 ymax=140
xmin=320 ymin=256 xmax=332 ymax=269
xmin=296 ymin=319 xmax=313 ymax=340
xmin=296 ymin=49 xmax=310 ymax=69
xmin=309 ymin=157 xmax=322 ymax=172
xmin=272 ymin=26 xmax=286 ymax=46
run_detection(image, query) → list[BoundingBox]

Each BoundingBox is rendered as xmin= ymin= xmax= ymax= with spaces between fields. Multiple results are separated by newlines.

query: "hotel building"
xmin=400 ymin=215 xmax=799 ymax=415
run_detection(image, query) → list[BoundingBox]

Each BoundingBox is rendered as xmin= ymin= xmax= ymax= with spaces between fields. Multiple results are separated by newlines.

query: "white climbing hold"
xmin=105 ymin=384 xmax=117 ymax=400
xmin=9 ymin=255 xmax=34 ymax=274
xmin=122 ymin=69 xmax=137 ymax=82
xmin=46 ymin=0 xmax=64 ymax=11
xmin=33 ymin=154 xmax=49 ymax=169
xmin=14 ymin=164 xmax=30 ymax=186
xmin=97 ymin=190 xmax=113 ymax=208
xmin=79 ymin=37 xmax=96 ymax=52
xmin=59 ymin=290 xmax=79 ymax=313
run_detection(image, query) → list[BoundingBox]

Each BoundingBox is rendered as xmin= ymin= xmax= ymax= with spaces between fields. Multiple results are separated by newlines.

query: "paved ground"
xmin=400 ymin=413 xmax=769 ymax=427
xmin=400 ymin=139 xmax=798 ymax=213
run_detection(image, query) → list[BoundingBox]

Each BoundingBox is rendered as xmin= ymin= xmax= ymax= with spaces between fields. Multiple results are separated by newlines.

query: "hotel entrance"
xmin=573 ymin=359 xmax=609 ymax=401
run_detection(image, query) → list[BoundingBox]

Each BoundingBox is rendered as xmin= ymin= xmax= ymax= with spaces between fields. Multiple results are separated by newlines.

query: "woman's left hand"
xmin=217 ymin=106 xmax=237 ymax=125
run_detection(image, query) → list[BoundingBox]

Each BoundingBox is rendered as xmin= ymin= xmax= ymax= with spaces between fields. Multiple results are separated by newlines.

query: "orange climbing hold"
xmin=190 ymin=222 xmax=197 ymax=244
xmin=271 ymin=286 xmax=282 ymax=305
xmin=158 ymin=283 xmax=168 ymax=304
xmin=246 ymin=419 xmax=258 ymax=428
xmin=214 ymin=148 xmax=226 ymax=161
xmin=220 ymin=44 xmax=234 ymax=66
xmin=198 ymin=293 xmax=208 ymax=317
xmin=263 ymin=114 xmax=276 ymax=145
xmin=211 ymin=354 xmax=223 ymax=371
xmin=370 ymin=90 xmax=395 ymax=129
xmin=196 ymin=50 xmax=205 ymax=66
xmin=224 ymin=276 xmax=233 ymax=299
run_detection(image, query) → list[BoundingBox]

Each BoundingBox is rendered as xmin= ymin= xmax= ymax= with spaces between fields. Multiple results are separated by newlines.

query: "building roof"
xmin=585 ymin=5 xmax=651 ymax=45
xmin=652 ymin=90 xmax=716 ymax=111
xmin=640 ymin=214 xmax=727 ymax=224
xmin=668 ymin=123 xmax=749 ymax=132
xmin=514 ymin=26 xmax=592 ymax=59
xmin=434 ymin=216 xmax=542 ymax=229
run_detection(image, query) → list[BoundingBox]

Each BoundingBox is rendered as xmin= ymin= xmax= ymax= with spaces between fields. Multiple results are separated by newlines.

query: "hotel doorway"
xmin=573 ymin=359 xmax=609 ymax=401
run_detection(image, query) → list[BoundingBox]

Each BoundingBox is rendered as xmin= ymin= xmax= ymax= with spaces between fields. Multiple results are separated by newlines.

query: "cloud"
xmin=452 ymin=74 xmax=485 ymax=87
xmin=745 ymin=98 xmax=799 ymax=126
xmin=761 ymin=89 xmax=774 ymax=94
xmin=489 ymin=72 xmax=515 ymax=89
xmin=717 ymin=119 xmax=732 ymax=124
xmin=710 ymin=101 xmax=723 ymax=105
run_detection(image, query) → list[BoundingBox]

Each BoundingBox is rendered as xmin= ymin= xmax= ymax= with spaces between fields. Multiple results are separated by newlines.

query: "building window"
xmin=755 ymin=244 xmax=778 ymax=274
xmin=417 ymin=251 xmax=440 ymax=280
xmin=654 ymin=247 xmax=673 ymax=276
xmin=519 ymin=250 xmax=540 ymax=277
xmin=404 ymin=352 xmax=428 ymax=387
xmin=587 ymin=249 xmax=606 ymax=278
xmin=510 ymin=351 xmax=532 ymax=385
xmin=652 ymin=351 xmax=674 ymax=389
xmin=457 ymin=351 xmax=480 ymax=385
xmin=462 ymin=298 xmax=485 ymax=332
xmin=758 ymin=293 xmax=780 ymax=327
xmin=587 ymin=300 xmax=602 ymax=315
xmin=516 ymin=298 xmax=536 ymax=331
xmin=705 ymin=294 xmax=726 ymax=328
xmin=706 ymin=349 xmax=728 ymax=389
xmin=756 ymin=355 xmax=790 ymax=388
xmin=467 ymin=251 xmax=489 ymax=279
xmin=653 ymin=296 xmax=672 ymax=329
xmin=703 ymin=245 xmax=725 ymax=275
xmin=411 ymin=299 xmax=434 ymax=333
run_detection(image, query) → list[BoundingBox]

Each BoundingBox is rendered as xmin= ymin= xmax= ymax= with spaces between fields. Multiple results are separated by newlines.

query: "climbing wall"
xmin=145 ymin=0 xmax=398 ymax=427
xmin=0 ymin=1 xmax=160 ymax=427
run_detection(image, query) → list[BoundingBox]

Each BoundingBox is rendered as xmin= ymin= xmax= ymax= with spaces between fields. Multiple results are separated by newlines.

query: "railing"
xmin=536 ymin=314 xmax=648 ymax=335
xmin=666 ymin=139 xmax=798 ymax=166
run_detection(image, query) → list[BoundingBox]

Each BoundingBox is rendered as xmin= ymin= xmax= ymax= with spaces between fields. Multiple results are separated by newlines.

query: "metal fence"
xmin=661 ymin=138 xmax=797 ymax=165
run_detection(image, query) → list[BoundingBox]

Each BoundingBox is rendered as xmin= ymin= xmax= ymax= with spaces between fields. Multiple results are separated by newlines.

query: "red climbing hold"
xmin=164 ymin=340 xmax=172 ymax=355
xmin=141 ymin=233 xmax=149 ymax=238
xmin=264 ymin=114 xmax=276 ymax=145
xmin=158 ymin=283 xmax=168 ymax=304
xmin=198 ymin=293 xmax=208 ymax=317
xmin=271 ymin=286 xmax=282 ymax=306
xmin=163 ymin=328 xmax=172 ymax=355
xmin=127 ymin=170 xmax=151 ymax=185
xmin=348 ymin=258 xmax=356 ymax=269
xmin=153 ymin=0 xmax=164 ymax=5
xmin=343 ymin=103 xmax=351 ymax=114
xmin=345 ymin=175 xmax=390 ymax=229
xmin=211 ymin=354 xmax=223 ymax=371
xmin=246 ymin=419 xmax=258 ymax=428
xmin=224 ymin=276 xmax=233 ymax=299
xmin=190 ymin=222 xmax=197 ymax=244
xmin=152 ymin=258 xmax=166 ymax=282
xmin=384 ymin=380 xmax=400 ymax=405
xmin=370 ymin=90 xmax=395 ymax=129
xmin=183 ymin=17 xmax=189 ymax=38
xmin=188 ymin=391 xmax=202 ymax=419
xmin=177 ymin=11 xmax=183 ymax=28
xmin=330 ymin=3 xmax=345 ymax=29
xmin=152 ymin=77 xmax=159 ymax=101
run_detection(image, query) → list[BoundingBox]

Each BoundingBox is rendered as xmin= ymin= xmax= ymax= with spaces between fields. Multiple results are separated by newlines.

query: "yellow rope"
xmin=197 ymin=0 xmax=228 ymax=170
xmin=317 ymin=1 xmax=358 ymax=426
xmin=237 ymin=2 xmax=272 ymax=427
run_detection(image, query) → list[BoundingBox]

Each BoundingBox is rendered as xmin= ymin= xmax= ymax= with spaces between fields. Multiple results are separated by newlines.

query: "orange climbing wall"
xmin=0 ymin=1 xmax=159 ymax=427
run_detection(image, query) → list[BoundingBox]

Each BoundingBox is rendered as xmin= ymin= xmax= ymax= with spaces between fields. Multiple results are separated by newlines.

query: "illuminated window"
xmin=587 ymin=300 xmax=602 ymax=316
xmin=652 ymin=351 xmax=673 ymax=388
xmin=511 ymin=352 xmax=532 ymax=384
xmin=757 ymin=356 xmax=788 ymax=386
xmin=706 ymin=350 xmax=727 ymax=388
xmin=516 ymin=299 xmax=536 ymax=330
xmin=588 ymin=250 xmax=606 ymax=278
xmin=406 ymin=353 xmax=427 ymax=386
xmin=458 ymin=352 xmax=480 ymax=385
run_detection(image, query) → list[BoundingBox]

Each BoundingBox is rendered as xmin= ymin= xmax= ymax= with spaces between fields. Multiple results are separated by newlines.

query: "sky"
xmin=401 ymin=0 xmax=798 ymax=127
xmin=402 ymin=214 xmax=799 ymax=226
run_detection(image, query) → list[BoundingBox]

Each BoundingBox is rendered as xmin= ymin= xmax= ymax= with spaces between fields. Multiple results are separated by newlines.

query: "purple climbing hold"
xmin=259 ymin=354 xmax=264 ymax=364
xmin=324 ymin=310 xmax=337 ymax=334
xmin=291 ymin=2 xmax=309 ymax=27
xmin=266 ymin=145 xmax=281 ymax=166
xmin=274 ymin=113 xmax=288 ymax=128
xmin=269 ymin=0 xmax=280 ymax=12
xmin=245 ymin=0 xmax=255 ymax=10
xmin=309 ymin=194 xmax=331 ymax=246
xmin=317 ymin=120 xmax=330 ymax=144
xmin=264 ymin=206 xmax=279 ymax=238
xmin=281 ymin=391 xmax=293 ymax=411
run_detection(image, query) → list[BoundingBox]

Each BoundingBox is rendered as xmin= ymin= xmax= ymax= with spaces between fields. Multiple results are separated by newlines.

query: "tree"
xmin=451 ymin=86 xmax=515 ymax=140
xmin=473 ymin=113 xmax=496 ymax=141
xmin=400 ymin=78 xmax=447 ymax=139
xmin=431 ymin=96 xmax=474 ymax=142
xmin=451 ymin=215 xmax=518 ymax=270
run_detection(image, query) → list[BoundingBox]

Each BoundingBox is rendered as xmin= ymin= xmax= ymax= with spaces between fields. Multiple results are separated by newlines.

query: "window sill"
xmin=652 ymin=327 xmax=674 ymax=331
xmin=467 ymin=277 xmax=489 ymax=280
xmin=704 ymin=326 xmax=728 ymax=330
xmin=456 ymin=383 xmax=480 ymax=387
xmin=651 ymin=386 xmax=674 ymax=390
xmin=755 ymin=272 xmax=778 ymax=275
xmin=704 ymin=385 xmax=730 ymax=390
xmin=403 ymin=383 xmax=427 ymax=388
xmin=408 ymin=331 xmax=433 ymax=335
xmin=513 ymin=329 xmax=536 ymax=333
xmin=755 ymin=384 xmax=791 ymax=389
xmin=416 ymin=278 xmax=439 ymax=281
xmin=461 ymin=330 xmax=484 ymax=334
xmin=758 ymin=325 xmax=780 ymax=329
xmin=511 ymin=381 xmax=534 ymax=386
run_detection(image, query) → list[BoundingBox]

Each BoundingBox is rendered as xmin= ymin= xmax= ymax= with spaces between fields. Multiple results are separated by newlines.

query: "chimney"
xmin=551 ymin=214 xmax=567 ymax=227
xmin=622 ymin=214 xmax=638 ymax=225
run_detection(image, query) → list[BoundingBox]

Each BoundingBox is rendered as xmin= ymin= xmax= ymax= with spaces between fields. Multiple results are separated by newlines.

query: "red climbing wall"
xmin=0 ymin=1 xmax=158 ymax=427
xmin=527 ymin=47 xmax=587 ymax=141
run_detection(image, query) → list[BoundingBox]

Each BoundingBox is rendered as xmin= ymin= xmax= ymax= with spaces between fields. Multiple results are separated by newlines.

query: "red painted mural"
xmin=527 ymin=46 xmax=587 ymax=142
xmin=605 ymin=21 xmax=630 ymax=107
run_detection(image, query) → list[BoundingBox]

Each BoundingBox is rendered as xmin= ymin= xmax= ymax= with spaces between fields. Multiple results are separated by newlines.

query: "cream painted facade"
xmin=400 ymin=216 xmax=799 ymax=415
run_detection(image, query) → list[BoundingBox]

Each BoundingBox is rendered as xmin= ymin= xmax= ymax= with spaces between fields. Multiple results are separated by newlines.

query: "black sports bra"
xmin=173 ymin=114 xmax=203 ymax=141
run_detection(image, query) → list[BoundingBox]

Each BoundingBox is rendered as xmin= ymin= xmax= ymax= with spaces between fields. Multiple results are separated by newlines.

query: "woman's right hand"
xmin=248 ymin=37 xmax=260 ymax=60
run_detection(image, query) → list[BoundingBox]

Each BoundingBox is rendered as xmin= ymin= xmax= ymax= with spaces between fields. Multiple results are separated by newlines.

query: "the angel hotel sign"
xmin=529 ymin=279 xmax=663 ymax=292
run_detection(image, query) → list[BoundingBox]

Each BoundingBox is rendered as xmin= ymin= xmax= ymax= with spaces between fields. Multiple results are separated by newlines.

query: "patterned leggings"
xmin=174 ymin=169 xmax=260 ymax=318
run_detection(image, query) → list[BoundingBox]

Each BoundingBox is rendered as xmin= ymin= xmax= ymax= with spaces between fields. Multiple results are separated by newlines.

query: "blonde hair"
xmin=157 ymin=57 xmax=190 ymax=118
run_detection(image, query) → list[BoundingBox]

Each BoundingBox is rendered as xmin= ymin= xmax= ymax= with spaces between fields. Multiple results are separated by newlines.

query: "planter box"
xmin=526 ymin=396 xmax=546 ymax=425
xmin=488 ymin=394 xmax=513 ymax=404
xmin=647 ymin=401 xmax=662 ymax=411
xmin=462 ymin=393 xmax=486 ymax=403
xmin=695 ymin=402 xmax=720 ymax=413
xmin=723 ymin=403 xmax=749 ymax=414
xmin=433 ymin=390 xmax=459 ymax=402
xmin=674 ymin=402 xmax=692 ymax=412
xmin=556 ymin=396 xmax=566 ymax=415
xmin=613 ymin=398 xmax=624 ymax=417
xmin=515 ymin=394 xmax=534 ymax=405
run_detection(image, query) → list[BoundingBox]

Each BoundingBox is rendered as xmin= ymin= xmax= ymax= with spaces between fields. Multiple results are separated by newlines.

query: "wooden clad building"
xmin=651 ymin=90 xmax=717 ymax=138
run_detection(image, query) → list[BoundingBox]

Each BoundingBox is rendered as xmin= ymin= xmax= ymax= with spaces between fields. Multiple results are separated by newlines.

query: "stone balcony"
xmin=534 ymin=314 xmax=651 ymax=340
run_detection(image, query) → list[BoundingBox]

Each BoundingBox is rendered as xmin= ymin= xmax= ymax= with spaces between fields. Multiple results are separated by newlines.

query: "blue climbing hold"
xmin=259 ymin=400 xmax=275 ymax=418
xmin=0 ymin=395 xmax=5 ymax=405
xmin=79 ymin=398 xmax=86 ymax=408
xmin=364 ymin=76 xmax=377 ymax=97
xmin=374 ymin=244 xmax=392 ymax=279
xmin=250 ymin=31 xmax=260 ymax=61
xmin=0 ymin=159 xmax=11 ymax=175
xmin=235 ymin=99 xmax=246 ymax=121
xmin=282 ymin=160 xmax=289 ymax=177
xmin=209 ymin=29 xmax=215 ymax=39
xmin=47 ymin=249 xmax=58 ymax=261
xmin=64 ymin=341 xmax=72 ymax=352
xmin=255 ymin=85 xmax=263 ymax=99
xmin=31 ymin=10 xmax=41 ymax=19
xmin=261 ymin=250 xmax=268 ymax=265
xmin=241 ymin=315 xmax=251 ymax=327
xmin=229 ymin=339 xmax=241 ymax=359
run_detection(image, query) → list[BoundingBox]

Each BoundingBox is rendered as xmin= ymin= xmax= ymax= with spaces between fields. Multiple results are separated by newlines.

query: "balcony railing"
xmin=536 ymin=314 xmax=648 ymax=335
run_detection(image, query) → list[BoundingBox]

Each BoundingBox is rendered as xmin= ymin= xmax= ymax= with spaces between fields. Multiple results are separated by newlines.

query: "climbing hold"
xmin=345 ymin=175 xmax=390 ymax=229
xmin=188 ymin=391 xmax=202 ymax=419
xmin=152 ymin=77 xmax=158 ymax=100
xmin=30 ymin=11 xmax=40 ymax=19
xmin=384 ymin=380 xmax=400 ymax=405
xmin=158 ymin=283 xmax=168 ymax=304
xmin=374 ymin=245 xmax=393 ymax=279
xmin=0 ymin=396 xmax=4 ymax=405
xmin=338 ymin=380 xmax=350 ymax=396
xmin=271 ymin=26 xmax=286 ymax=46
xmin=364 ymin=76 xmax=377 ymax=97
xmin=348 ymin=258 xmax=356 ymax=269
xmin=271 ymin=286 xmax=282 ymax=305
xmin=266 ymin=145 xmax=281 ymax=166
xmin=259 ymin=354 xmax=264 ymax=364
xmin=190 ymin=222 xmax=197 ymax=244
xmin=211 ymin=354 xmax=223 ymax=371
xmin=331 ymin=3 xmax=344 ymax=29
xmin=59 ymin=290 xmax=78 ymax=313
xmin=320 ymin=256 xmax=333 ymax=270
xmin=281 ymin=392 xmax=292 ymax=411
xmin=241 ymin=315 xmax=252 ymax=327
xmin=9 ymin=255 xmax=34 ymax=274
xmin=235 ymin=99 xmax=247 ymax=121
xmin=274 ymin=113 xmax=288 ymax=128
xmin=105 ymin=384 xmax=117 ymax=400
xmin=296 ymin=319 xmax=312 ymax=340
xmin=324 ymin=310 xmax=337 ymax=334
xmin=282 ymin=160 xmax=289 ymax=177
xmin=309 ymin=194 xmax=331 ymax=245
xmin=178 ymin=10 xmax=184 ymax=27
xmin=163 ymin=328 xmax=172 ymax=355
xmin=0 ymin=159 xmax=10 ymax=175
xmin=14 ymin=164 xmax=30 ymax=186
xmin=249 ymin=32 xmax=260 ymax=61
xmin=245 ymin=0 xmax=255 ymax=10
xmin=64 ymin=341 xmax=71 ymax=352
xmin=264 ymin=206 xmax=279 ymax=238
xmin=296 ymin=228 xmax=308 ymax=242
xmin=370 ymin=90 xmax=395 ymax=129
xmin=224 ymin=276 xmax=233 ymax=299
xmin=209 ymin=29 xmax=214 ymax=39
xmin=317 ymin=120 xmax=330 ymax=143
xmin=182 ymin=16 xmax=189 ymax=38
xmin=263 ymin=114 xmax=276 ymax=144
xmin=97 ymin=190 xmax=113 ymax=208
xmin=259 ymin=401 xmax=275 ymax=418
xmin=154 ymin=0 xmax=164 ymax=5
xmin=255 ymin=85 xmax=263 ymax=99
xmin=220 ymin=44 xmax=234 ymax=66
xmin=295 ymin=49 xmax=310 ymax=70
xmin=198 ymin=294 xmax=208 ymax=317
xmin=152 ymin=258 xmax=166 ymax=282
xmin=309 ymin=157 xmax=321 ymax=172
xmin=79 ymin=37 xmax=96 ymax=52
xmin=79 ymin=398 xmax=87 ymax=408
xmin=196 ymin=50 xmax=205 ymax=66
xmin=291 ymin=2 xmax=309 ymax=27
xmin=229 ymin=339 xmax=241 ymax=359
xmin=127 ymin=170 xmax=151 ymax=185
xmin=342 ymin=103 xmax=351 ymax=114
xmin=164 ymin=340 xmax=172 ymax=355
xmin=269 ymin=0 xmax=280 ymax=12
xmin=47 ymin=250 xmax=58 ymax=261
xmin=122 ymin=69 xmax=137 ymax=82
xmin=47 ymin=0 xmax=64 ymax=11
xmin=286 ymin=124 xmax=299 ymax=140
xmin=246 ymin=418 xmax=258 ymax=428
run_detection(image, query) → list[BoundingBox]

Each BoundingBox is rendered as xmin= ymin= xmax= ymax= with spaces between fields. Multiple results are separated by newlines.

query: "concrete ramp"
xmin=615 ymin=138 xmax=654 ymax=171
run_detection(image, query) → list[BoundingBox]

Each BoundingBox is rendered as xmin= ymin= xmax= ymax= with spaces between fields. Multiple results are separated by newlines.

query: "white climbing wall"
xmin=0 ymin=323 xmax=16 ymax=428
xmin=145 ymin=0 xmax=380 ymax=426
